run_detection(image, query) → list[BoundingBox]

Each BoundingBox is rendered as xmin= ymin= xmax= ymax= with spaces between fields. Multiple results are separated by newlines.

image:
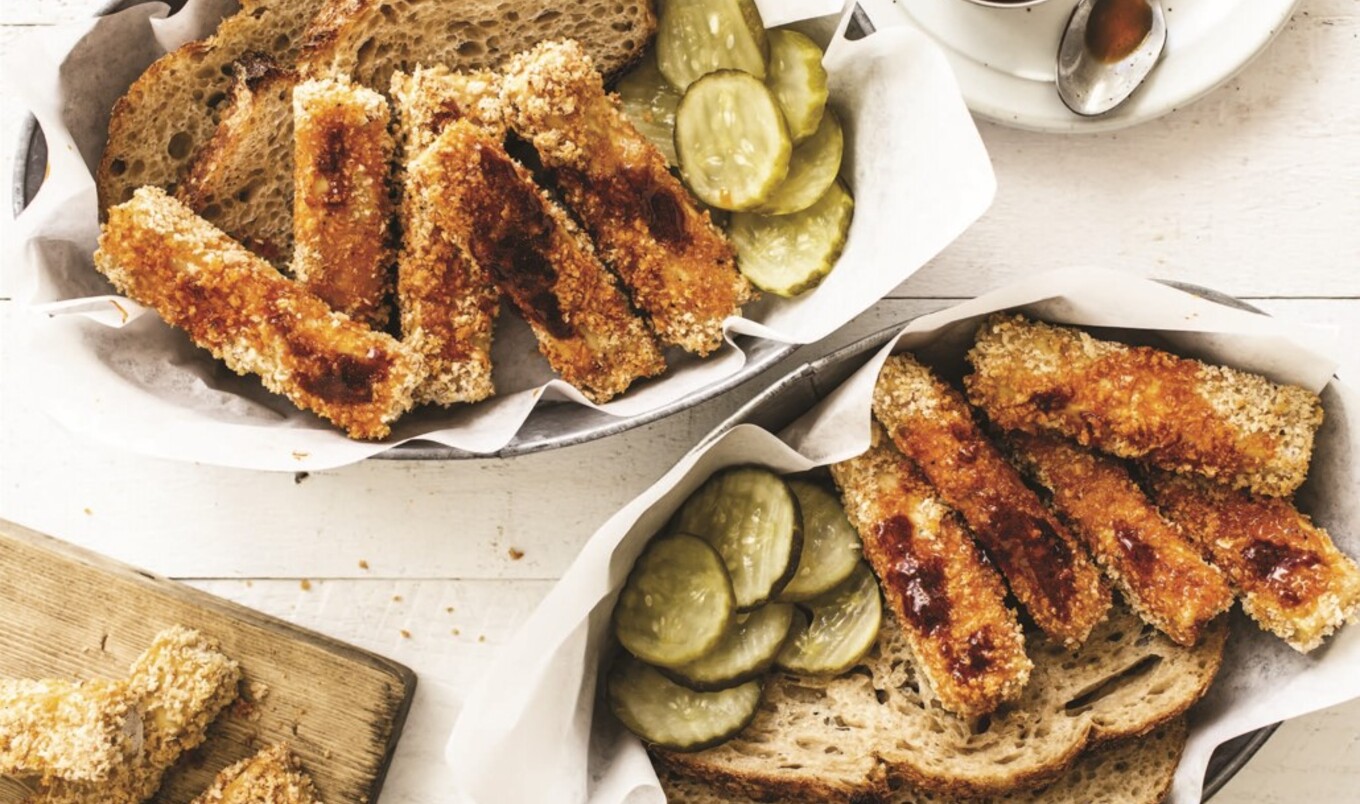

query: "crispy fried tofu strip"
xmin=1 ymin=679 xmax=142 ymax=783
xmin=965 ymin=313 xmax=1325 ymax=498
xmin=414 ymin=120 xmax=666 ymax=402
xmin=33 ymin=627 xmax=241 ymax=803
xmin=94 ymin=187 xmax=423 ymax=439
xmin=1149 ymin=473 xmax=1360 ymax=652
xmin=390 ymin=66 xmax=505 ymax=155
xmin=190 ymin=742 xmax=322 ymax=804
xmin=1007 ymin=432 xmax=1234 ymax=646
xmin=872 ymin=354 xmax=1111 ymax=649
xmin=292 ymin=77 xmax=395 ymax=328
xmin=393 ymin=76 xmax=501 ymax=406
xmin=500 ymin=40 xmax=751 ymax=355
xmin=830 ymin=422 xmax=1031 ymax=717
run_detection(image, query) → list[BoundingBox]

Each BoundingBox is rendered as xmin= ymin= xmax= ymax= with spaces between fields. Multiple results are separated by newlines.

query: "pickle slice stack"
xmin=607 ymin=465 xmax=882 ymax=752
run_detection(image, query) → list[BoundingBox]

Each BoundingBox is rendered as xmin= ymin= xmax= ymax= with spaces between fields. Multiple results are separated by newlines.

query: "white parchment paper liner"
xmin=3 ymin=0 xmax=994 ymax=470
xmin=445 ymin=268 xmax=1358 ymax=804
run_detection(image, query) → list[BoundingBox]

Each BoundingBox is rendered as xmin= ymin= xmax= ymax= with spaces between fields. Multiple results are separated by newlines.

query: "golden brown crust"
xmin=390 ymin=67 xmax=505 ymax=157
xmin=190 ymin=742 xmax=322 ymax=804
xmin=872 ymin=354 xmax=1112 ymax=649
xmin=831 ymin=423 xmax=1032 ymax=717
xmin=0 ymin=679 xmax=142 ymax=784
xmin=417 ymin=120 xmax=667 ymax=402
xmin=94 ymin=187 xmax=423 ymax=439
xmin=1149 ymin=472 xmax=1360 ymax=652
xmin=1007 ymin=432 xmax=1235 ymax=647
xmin=32 ymin=627 xmax=241 ymax=804
xmin=292 ymin=77 xmax=395 ymax=328
xmin=965 ymin=313 xmax=1325 ymax=497
xmin=500 ymin=40 xmax=751 ymax=355
xmin=396 ymin=125 xmax=499 ymax=406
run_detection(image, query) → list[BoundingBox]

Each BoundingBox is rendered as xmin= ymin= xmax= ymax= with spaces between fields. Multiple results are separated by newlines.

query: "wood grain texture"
xmin=0 ymin=520 xmax=415 ymax=804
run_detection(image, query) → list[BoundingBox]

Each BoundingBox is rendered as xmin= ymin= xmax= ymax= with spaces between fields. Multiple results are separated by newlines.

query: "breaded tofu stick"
xmin=872 ymin=354 xmax=1111 ymax=649
xmin=830 ymin=422 xmax=1031 ymax=717
xmin=390 ymin=66 xmax=505 ymax=155
xmin=396 ymin=129 xmax=499 ymax=405
xmin=417 ymin=120 xmax=666 ymax=402
xmin=1 ymin=679 xmax=142 ymax=783
xmin=1149 ymin=473 xmax=1360 ymax=652
xmin=500 ymin=40 xmax=751 ymax=356
xmin=292 ymin=77 xmax=395 ymax=328
xmin=94 ymin=187 xmax=423 ymax=439
xmin=190 ymin=742 xmax=322 ymax=804
xmin=965 ymin=313 xmax=1325 ymax=498
xmin=33 ymin=627 xmax=241 ymax=803
xmin=1006 ymin=432 xmax=1234 ymax=646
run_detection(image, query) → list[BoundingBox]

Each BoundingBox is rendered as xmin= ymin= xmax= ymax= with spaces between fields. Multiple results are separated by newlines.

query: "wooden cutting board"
xmin=0 ymin=519 xmax=416 ymax=803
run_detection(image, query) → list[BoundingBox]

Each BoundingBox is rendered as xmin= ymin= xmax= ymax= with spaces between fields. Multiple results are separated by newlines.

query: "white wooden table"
xmin=2 ymin=1 xmax=1358 ymax=801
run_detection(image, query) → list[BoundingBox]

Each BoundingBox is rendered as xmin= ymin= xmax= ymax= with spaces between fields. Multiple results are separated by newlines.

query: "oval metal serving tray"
xmin=694 ymin=281 xmax=1279 ymax=801
xmin=9 ymin=0 xmax=802 ymax=460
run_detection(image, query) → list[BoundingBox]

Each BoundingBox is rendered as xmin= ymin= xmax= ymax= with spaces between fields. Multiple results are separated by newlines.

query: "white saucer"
xmin=859 ymin=0 xmax=1301 ymax=133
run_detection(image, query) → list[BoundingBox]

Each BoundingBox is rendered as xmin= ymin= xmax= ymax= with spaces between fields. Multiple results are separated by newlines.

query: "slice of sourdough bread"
xmin=653 ymin=606 xmax=1225 ymax=801
xmin=659 ymin=717 xmax=1188 ymax=804
xmin=298 ymin=0 xmax=656 ymax=92
xmin=176 ymin=55 xmax=298 ymax=267
xmin=96 ymin=0 xmax=328 ymax=215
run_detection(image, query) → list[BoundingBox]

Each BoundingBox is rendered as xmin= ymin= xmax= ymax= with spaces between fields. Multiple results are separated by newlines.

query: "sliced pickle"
xmin=730 ymin=180 xmax=854 ymax=297
xmin=776 ymin=562 xmax=881 ymax=676
xmin=672 ymin=466 xmax=803 ymax=610
xmin=675 ymin=70 xmax=791 ymax=211
xmin=616 ymin=51 xmax=680 ymax=166
xmin=608 ymin=654 xmax=763 ymax=752
xmin=665 ymin=603 xmax=795 ymax=691
xmin=765 ymin=29 xmax=829 ymax=142
xmin=754 ymin=110 xmax=843 ymax=216
xmin=614 ymin=533 xmax=734 ymax=669
xmin=778 ymin=479 xmax=863 ymax=602
xmin=656 ymin=0 xmax=769 ymax=91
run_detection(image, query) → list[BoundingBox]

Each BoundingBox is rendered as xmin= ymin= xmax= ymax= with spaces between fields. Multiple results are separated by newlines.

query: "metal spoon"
xmin=1056 ymin=0 xmax=1167 ymax=116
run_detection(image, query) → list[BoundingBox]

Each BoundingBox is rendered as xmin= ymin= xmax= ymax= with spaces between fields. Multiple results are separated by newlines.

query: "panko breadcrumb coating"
xmin=94 ymin=187 xmax=424 ymax=440
xmin=390 ymin=66 xmax=506 ymax=155
xmin=831 ymin=422 xmax=1032 ymax=717
xmin=190 ymin=742 xmax=322 ymax=804
xmin=965 ymin=313 xmax=1324 ymax=498
xmin=31 ymin=627 xmax=241 ymax=803
xmin=416 ymin=119 xmax=666 ymax=402
xmin=1149 ymin=472 xmax=1360 ymax=652
xmin=500 ymin=40 xmax=751 ymax=356
xmin=291 ymin=77 xmax=395 ymax=328
xmin=872 ymin=353 xmax=1111 ymax=650
xmin=1 ymin=679 xmax=142 ymax=783
xmin=1006 ymin=432 xmax=1234 ymax=647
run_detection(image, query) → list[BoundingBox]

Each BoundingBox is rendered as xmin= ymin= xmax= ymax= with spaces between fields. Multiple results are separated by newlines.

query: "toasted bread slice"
xmin=96 ymin=0 xmax=328 ymax=216
xmin=659 ymin=718 xmax=1188 ymax=804
xmin=177 ymin=55 xmax=299 ymax=267
xmin=298 ymin=0 xmax=656 ymax=92
xmin=653 ymin=606 xmax=1225 ymax=800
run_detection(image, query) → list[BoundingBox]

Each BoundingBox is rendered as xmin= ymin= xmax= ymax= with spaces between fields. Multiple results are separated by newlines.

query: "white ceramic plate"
xmin=863 ymin=0 xmax=1301 ymax=132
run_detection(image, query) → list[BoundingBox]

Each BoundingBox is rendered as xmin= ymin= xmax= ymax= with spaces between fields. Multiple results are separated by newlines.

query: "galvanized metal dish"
xmin=9 ymin=0 xmax=810 ymax=460
xmin=695 ymin=281 xmax=1279 ymax=801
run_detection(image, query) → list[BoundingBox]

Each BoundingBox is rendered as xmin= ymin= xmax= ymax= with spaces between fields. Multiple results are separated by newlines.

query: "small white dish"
xmin=861 ymin=0 xmax=1301 ymax=133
